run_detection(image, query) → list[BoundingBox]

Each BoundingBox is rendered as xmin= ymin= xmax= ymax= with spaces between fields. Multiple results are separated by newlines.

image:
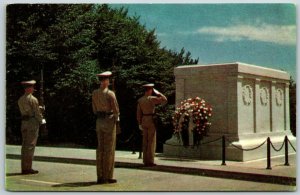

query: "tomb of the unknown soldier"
xmin=164 ymin=62 xmax=296 ymax=161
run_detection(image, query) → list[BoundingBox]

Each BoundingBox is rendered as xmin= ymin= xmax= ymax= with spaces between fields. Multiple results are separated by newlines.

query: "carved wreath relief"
xmin=260 ymin=87 xmax=269 ymax=106
xmin=242 ymin=85 xmax=253 ymax=106
xmin=275 ymin=88 xmax=283 ymax=106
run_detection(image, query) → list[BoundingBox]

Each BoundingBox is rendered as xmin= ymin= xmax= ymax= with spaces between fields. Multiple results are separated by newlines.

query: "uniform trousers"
xmin=20 ymin=119 xmax=39 ymax=171
xmin=96 ymin=118 xmax=116 ymax=180
xmin=141 ymin=116 xmax=156 ymax=165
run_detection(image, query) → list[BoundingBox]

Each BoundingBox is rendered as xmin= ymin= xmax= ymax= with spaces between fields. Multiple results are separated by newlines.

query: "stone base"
xmin=163 ymin=133 xmax=296 ymax=161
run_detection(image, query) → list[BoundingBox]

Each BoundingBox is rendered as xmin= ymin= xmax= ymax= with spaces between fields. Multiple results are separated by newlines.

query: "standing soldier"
xmin=18 ymin=80 xmax=43 ymax=174
xmin=92 ymin=71 xmax=119 ymax=184
xmin=137 ymin=84 xmax=167 ymax=166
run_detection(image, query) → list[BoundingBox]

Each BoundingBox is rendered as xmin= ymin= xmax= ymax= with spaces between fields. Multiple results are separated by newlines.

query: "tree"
xmin=6 ymin=4 xmax=199 ymax=150
xmin=6 ymin=4 xmax=68 ymax=144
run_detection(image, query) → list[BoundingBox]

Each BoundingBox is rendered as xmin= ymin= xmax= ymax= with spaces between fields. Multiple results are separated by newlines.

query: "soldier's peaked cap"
xmin=96 ymin=71 xmax=112 ymax=78
xmin=142 ymin=83 xmax=154 ymax=88
xmin=21 ymin=80 xmax=36 ymax=86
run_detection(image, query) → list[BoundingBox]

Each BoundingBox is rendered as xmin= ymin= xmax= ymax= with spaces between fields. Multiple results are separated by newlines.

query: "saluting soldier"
xmin=92 ymin=71 xmax=119 ymax=184
xmin=137 ymin=84 xmax=167 ymax=166
xmin=18 ymin=80 xmax=43 ymax=174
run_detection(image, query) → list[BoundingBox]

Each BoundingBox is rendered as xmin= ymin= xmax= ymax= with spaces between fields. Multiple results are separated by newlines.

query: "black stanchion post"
xmin=266 ymin=137 xmax=272 ymax=170
xmin=221 ymin=135 xmax=226 ymax=166
xmin=284 ymin=136 xmax=290 ymax=166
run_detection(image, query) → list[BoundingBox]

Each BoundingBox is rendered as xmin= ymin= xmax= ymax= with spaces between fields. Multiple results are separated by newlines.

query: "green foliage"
xmin=6 ymin=4 xmax=198 ymax=148
xmin=7 ymin=4 xmax=296 ymax=150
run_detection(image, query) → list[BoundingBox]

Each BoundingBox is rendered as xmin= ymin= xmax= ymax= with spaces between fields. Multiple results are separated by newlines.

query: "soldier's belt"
xmin=96 ymin=111 xmax=113 ymax=118
xmin=21 ymin=115 xmax=34 ymax=121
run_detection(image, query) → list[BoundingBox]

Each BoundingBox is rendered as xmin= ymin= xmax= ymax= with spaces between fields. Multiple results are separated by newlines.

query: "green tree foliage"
xmin=6 ymin=4 xmax=198 ymax=149
xmin=6 ymin=4 xmax=68 ymax=143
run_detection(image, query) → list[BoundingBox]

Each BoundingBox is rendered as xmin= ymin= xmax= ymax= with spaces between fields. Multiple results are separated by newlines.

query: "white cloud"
xmin=197 ymin=23 xmax=296 ymax=45
xmin=156 ymin=32 xmax=168 ymax=37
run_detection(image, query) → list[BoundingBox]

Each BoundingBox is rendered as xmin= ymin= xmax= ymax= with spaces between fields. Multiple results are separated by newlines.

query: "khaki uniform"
xmin=92 ymin=87 xmax=119 ymax=180
xmin=137 ymin=94 xmax=167 ymax=165
xmin=18 ymin=93 xmax=43 ymax=171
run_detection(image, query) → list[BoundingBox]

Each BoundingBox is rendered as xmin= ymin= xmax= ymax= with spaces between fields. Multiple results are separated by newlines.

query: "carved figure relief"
xmin=242 ymin=85 xmax=253 ymax=106
xmin=260 ymin=87 xmax=269 ymax=106
xmin=276 ymin=88 xmax=283 ymax=106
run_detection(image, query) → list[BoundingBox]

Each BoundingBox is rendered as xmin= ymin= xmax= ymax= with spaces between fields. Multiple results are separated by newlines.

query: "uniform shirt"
xmin=18 ymin=93 xmax=43 ymax=123
xmin=92 ymin=87 xmax=119 ymax=118
xmin=137 ymin=94 xmax=167 ymax=125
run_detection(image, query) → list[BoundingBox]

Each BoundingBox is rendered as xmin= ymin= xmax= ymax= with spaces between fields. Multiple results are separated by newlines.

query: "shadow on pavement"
xmin=52 ymin=181 xmax=97 ymax=187
xmin=6 ymin=172 xmax=24 ymax=176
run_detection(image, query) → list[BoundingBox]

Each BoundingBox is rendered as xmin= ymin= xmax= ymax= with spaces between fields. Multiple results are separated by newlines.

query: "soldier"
xmin=137 ymin=84 xmax=167 ymax=166
xmin=18 ymin=80 xmax=43 ymax=174
xmin=92 ymin=71 xmax=119 ymax=184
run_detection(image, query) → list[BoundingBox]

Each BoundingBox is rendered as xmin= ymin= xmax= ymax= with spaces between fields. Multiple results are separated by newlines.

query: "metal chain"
xmin=200 ymin=137 xmax=223 ymax=145
xmin=270 ymin=139 xmax=285 ymax=152
xmin=225 ymin=137 xmax=267 ymax=151
xmin=117 ymin=133 xmax=135 ymax=144
xmin=287 ymin=138 xmax=297 ymax=152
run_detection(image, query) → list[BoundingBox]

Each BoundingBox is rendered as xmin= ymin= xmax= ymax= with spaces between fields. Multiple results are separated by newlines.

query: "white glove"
xmin=139 ymin=125 xmax=143 ymax=131
xmin=41 ymin=119 xmax=47 ymax=124
xmin=153 ymin=88 xmax=160 ymax=95
xmin=39 ymin=105 xmax=45 ymax=111
xmin=153 ymin=88 xmax=162 ymax=97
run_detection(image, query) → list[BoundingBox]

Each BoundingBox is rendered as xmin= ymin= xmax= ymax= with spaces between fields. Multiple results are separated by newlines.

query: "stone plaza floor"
xmin=4 ymin=144 xmax=297 ymax=191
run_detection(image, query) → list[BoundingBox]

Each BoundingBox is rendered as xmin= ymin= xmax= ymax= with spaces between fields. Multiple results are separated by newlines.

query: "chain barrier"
xmin=287 ymin=138 xmax=296 ymax=152
xmin=200 ymin=136 xmax=223 ymax=145
xmin=225 ymin=137 xmax=267 ymax=151
xmin=117 ymin=133 xmax=135 ymax=144
xmin=270 ymin=139 xmax=285 ymax=152
xmin=129 ymin=132 xmax=295 ymax=170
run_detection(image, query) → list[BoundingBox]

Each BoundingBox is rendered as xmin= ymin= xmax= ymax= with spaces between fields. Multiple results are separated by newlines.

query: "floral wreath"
xmin=172 ymin=97 xmax=212 ymax=146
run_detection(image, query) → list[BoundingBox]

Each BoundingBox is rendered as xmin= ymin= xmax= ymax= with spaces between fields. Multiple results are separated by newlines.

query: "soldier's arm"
xmin=18 ymin=99 xmax=25 ymax=115
xmin=158 ymin=92 xmax=167 ymax=105
xmin=32 ymin=98 xmax=43 ymax=124
xmin=136 ymin=102 xmax=142 ymax=125
xmin=109 ymin=91 xmax=120 ymax=118
xmin=150 ymin=93 xmax=167 ymax=105
xmin=18 ymin=98 xmax=31 ymax=116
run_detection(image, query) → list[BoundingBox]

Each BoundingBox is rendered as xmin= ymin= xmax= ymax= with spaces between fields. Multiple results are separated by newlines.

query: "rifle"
xmin=112 ymin=59 xmax=121 ymax=135
xmin=39 ymin=67 xmax=48 ymax=139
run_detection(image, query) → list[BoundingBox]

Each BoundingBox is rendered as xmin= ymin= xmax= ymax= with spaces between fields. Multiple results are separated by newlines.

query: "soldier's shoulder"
xmin=137 ymin=96 xmax=143 ymax=101
xmin=30 ymin=95 xmax=38 ymax=102
xmin=107 ymin=90 xmax=116 ymax=98
xmin=17 ymin=95 xmax=24 ymax=104
xmin=138 ymin=96 xmax=147 ymax=102
xmin=27 ymin=94 xmax=39 ymax=104
xmin=137 ymin=98 xmax=141 ymax=103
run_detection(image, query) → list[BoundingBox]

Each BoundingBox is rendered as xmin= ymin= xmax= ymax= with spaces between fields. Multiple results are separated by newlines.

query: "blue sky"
xmin=110 ymin=4 xmax=296 ymax=79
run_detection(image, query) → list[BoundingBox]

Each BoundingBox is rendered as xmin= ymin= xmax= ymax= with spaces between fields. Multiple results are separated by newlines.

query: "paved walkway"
xmin=5 ymin=145 xmax=297 ymax=186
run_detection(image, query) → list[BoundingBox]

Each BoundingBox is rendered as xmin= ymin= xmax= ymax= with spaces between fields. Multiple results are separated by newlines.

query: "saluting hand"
xmin=153 ymin=88 xmax=161 ymax=97
xmin=139 ymin=125 xmax=143 ymax=131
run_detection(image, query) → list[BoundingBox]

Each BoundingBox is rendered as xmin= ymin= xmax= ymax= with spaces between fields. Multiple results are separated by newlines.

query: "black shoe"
xmin=97 ymin=178 xmax=107 ymax=184
xmin=107 ymin=179 xmax=117 ymax=183
xmin=22 ymin=169 xmax=39 ymax=175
